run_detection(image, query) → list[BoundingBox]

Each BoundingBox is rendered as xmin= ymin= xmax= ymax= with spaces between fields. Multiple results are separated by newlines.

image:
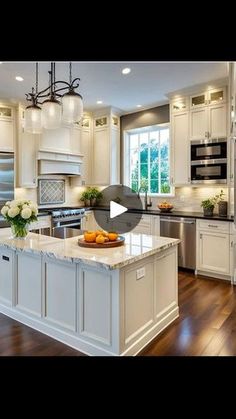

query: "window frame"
xmin=123 ymin=123 xmax=174 ymax=197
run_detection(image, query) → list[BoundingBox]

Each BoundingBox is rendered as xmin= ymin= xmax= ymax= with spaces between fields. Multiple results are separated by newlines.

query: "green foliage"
xmin=80 ymin=187 xmax=103 ymax=202
xmin=201 ymin=190 xmax=225 ymax=209
xmin=130 ymin=136 xmax=170 ymax=194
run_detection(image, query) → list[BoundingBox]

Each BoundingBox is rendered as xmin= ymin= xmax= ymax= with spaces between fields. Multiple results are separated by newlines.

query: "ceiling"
xmin=0 ymin=62 xmax=228 ymax=114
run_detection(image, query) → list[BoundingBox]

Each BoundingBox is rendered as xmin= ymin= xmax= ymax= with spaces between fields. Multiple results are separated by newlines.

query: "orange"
xmin=108 ymin=232 xmax=118 ymax=241
xmin=84 ymin=231 xmax=96 ymax=242
xmin=96 ymin=234 xmax=106 ymax=244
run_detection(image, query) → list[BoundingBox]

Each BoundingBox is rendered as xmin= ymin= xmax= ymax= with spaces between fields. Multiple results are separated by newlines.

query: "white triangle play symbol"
xmin=110 ymin=201 xmax=128 ymax=219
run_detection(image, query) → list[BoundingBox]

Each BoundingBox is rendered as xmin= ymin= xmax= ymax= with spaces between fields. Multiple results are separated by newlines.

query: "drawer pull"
xmin=208 ymin=224 xmax=218 ymax=228
xmin=2 ymin=255 xmax=9 ymax=261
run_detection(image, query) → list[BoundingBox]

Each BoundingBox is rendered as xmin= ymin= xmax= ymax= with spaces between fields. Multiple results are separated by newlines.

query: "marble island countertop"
xmin=0 ymin=228 xmax=180 ymax=270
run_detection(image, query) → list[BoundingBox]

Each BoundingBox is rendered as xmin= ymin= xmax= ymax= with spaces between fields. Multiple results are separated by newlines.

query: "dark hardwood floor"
xmin=0 ymin=270 xmax=236 ymax=356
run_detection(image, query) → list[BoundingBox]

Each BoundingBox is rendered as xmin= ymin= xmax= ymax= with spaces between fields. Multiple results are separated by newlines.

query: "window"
xmin=125 ymin=124 xmax=172 ymax=195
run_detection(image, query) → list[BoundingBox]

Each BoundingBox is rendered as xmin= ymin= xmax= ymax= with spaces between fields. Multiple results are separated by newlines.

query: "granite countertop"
xmin=89 ymin=206 xmax=234 ymax=222
xmin=0 ymin=228 xmax=179 ymax=270
xmin=38 ymin=206 xmax=234 ymax=222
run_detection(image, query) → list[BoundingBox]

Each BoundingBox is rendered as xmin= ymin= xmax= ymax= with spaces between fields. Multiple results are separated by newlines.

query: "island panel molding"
xmin=0 ymin=229 xmax=179 ymax=356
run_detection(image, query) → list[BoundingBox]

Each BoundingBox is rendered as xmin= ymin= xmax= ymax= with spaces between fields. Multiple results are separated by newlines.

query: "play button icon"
xmin=110 ymin=201 xmax=128 ymax=219
xmin=93 ymin=184 xmax=143 ymax=234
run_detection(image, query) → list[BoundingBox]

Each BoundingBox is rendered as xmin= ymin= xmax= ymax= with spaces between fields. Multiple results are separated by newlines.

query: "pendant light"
xmin=24 ymin=63 xmax=42 ymax=134
xmin=61 ymin=62 xmax=83 ymax=124
xmin=42 ymin=63 xmax=62 ymax=129
xmin=25 ymin=62 xmax=83 ymax=133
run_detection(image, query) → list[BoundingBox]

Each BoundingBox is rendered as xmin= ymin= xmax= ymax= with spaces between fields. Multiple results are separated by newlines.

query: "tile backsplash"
xmin=15 ymin=182 xmax=233 ymax=215
xmin=146 ymin=186 xmax=230 ymax=214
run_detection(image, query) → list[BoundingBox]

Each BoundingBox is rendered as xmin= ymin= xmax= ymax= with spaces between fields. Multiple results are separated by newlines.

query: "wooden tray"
xmin=78 ymin=236 xmax=125 ymax=248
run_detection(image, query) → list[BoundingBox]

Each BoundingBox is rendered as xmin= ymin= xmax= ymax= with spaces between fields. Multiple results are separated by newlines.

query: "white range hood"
xmin=38 ymin=150 xmax=83 ymax=176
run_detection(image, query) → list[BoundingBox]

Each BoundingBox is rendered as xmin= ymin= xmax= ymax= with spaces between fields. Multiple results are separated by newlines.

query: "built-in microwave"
xmin=191 ymin=138 xmax=227 ymax=161
xmin=191 ymin=159 xmax=227 ymax=184
xmin=190 ymin=139 xmax=227 ymax=184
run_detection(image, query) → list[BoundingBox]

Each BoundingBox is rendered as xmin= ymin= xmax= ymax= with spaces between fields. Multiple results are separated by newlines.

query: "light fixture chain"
xmin=36 ymin=62 xmax=38 ymax=94
xmin=69 ymin=62 xmax=72 ymax=85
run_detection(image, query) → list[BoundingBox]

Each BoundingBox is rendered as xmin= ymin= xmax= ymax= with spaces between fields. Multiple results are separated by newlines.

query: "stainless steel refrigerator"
xmin=0 ymin=152 xmax=14 ymax=227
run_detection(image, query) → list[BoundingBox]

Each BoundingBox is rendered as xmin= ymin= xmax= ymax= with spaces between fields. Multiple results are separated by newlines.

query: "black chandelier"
xmin=24 ymin=62 xmax=83 ymax=133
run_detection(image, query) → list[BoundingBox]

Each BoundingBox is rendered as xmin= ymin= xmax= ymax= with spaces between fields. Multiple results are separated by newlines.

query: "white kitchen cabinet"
xmin=196 ymin=219 xmax=234 ymax=280
xmin=208 ymin=103 xmax=227 ymax=139
xmin=190 ymin=104 xmax=227 ymax=140
xmin=171 ymin=97 xmax=189 ymax=113
xmin=16 ymin=105 xmax=38 ymax=188
xmin=0 ymin=248 xmax=14 ymax=306
xmin=92 ymin=111 xmax=120 ymax=185
xmin=171 ymin=111 xmax=190 ymax=185
xmin=45 ymin=259 xmax=76 ymax=331
xmin=80 ymin=121 xmax=92 ymax=185
xmin=197 ymin=230 xmax=230 ymax=275
xmin=190 ymin=107 xmax=208 ymax=141
xmin=16 ymin=252 xmax=42 ymax=317
xmin=190 ymin=87 xmax=226 ymax=108
xmin=70 ymin=125 xmax=81 ymax=154
xmin=133 ymin=214 xmax=151 ymax=235
xmin=0 ymin=105 xmax=15 ymax=152
xmin=151 ymin=215 xmax=160 ymax=236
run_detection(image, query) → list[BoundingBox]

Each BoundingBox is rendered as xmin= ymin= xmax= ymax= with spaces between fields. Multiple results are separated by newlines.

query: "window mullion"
xmin=148 ymin=132 xmax=150 ymax=194
xmin=158 ymin=130 xmax=161 ymax=194
xmin=138 ymin=133 xmax=140 ymax=190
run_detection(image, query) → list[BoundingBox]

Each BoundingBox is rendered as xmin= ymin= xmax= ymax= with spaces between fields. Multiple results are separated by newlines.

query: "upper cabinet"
xmin=92 ymin=110 xmax=120 ymax=185
xmin=171 ymin=111 xmax=190 ymax=186
xmin=0 ymin=105 xmax=15 ymax=152
xmin=16 ymin=105 xmax=38 ymax=188
xmin=189 ymin=87 xmax=227 ymax=140
xmin=190 ymin=87 xmax=226 ymax=108
xmin=171 ymin=97 xmax=189 ymax=113
xmin=80 ymin=115 xmax=93 ymax=185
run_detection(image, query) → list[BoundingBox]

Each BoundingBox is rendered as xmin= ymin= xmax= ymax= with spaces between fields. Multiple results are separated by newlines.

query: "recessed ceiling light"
xmin=15 ymin=76 xmax=24 ymax=82
xmin=122 ymin=67 xmax=131 ymax=75
xmin=136 ymin=104 xmax=142 ymax=108
xmin=97 ymin=100 xmax=103 ymax=104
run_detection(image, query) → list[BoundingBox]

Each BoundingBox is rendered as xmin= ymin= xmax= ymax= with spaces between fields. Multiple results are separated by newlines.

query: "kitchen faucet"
xmin=137 ymin=188 xmax=152 ymax=211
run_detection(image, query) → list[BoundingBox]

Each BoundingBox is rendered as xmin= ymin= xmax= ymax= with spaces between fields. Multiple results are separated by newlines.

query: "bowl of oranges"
xmin=158 ymin=201 xmax=173 ymax=213
xmin=78 ymin=230 xmax=125 ymax=248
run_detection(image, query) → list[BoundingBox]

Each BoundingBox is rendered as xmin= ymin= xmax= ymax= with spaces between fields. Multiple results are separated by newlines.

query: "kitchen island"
xmin=0 ymin=229 xmax=179 ymax=356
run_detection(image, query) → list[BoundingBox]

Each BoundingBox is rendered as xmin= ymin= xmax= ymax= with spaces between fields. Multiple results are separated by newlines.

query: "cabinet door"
xmin=0 ymin=249 xmax=14 ymax=306
xmin=208 ymin=87 xmax=226 ymax=105
xmin=70 ymin=126 xmax=81 ymax=154
xmin=93 ymin=128 xmax=109 ymax=185
xmin=16 ymin=253 xmax=42 ymax=317
xmin=18 ymin=127 xmax=38 ymax=188
xmin=190 ymin=108 xmax=208 ymax=140
xmin=81 ymin=128 xmax=92 ymax=185
xmin=152 ymin=216 xmax=160 ymax=236
xmin=197 ymin=230 xmax=230 ymax=275
xmin=208 ymin=104 xmax=227 ymax=139
xmin=190 ymin=92 xmax=207 ymax=108
xmin=0 ymin=119 xmax=14 ymax=152
xmin=172 ymin=111 xmax=190 ymax=185
xmin=45 ymin=260 xmax=76 ymax=331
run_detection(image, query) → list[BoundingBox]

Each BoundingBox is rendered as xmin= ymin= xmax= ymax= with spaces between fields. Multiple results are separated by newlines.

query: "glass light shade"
xmin=24 ymin=104 xmax=42 ymax=134
xmin=42 ymin=98 xmax=62 ymax=129
xmin=61 ymin=91 xmax=83 ymax=124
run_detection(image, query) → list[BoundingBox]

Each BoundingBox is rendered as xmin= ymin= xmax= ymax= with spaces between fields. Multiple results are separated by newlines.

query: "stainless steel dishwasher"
xmin=160 ymin=216 xmax=196 ymax=269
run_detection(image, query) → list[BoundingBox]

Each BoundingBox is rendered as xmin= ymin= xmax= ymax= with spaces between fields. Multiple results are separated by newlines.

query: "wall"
xmin=120 ymin=104 xmax=169 ymax=182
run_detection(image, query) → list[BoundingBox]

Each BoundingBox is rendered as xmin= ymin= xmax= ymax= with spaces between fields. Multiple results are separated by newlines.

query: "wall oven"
xmin=191 ymin=139 xmax=227 ymax=184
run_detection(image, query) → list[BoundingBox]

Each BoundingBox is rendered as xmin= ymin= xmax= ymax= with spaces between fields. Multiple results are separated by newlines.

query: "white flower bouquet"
xmin=1 ymin=199 xmax=38 ymax=238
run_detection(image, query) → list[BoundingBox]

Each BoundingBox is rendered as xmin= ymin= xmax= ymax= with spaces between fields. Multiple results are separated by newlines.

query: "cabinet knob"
xmin=200 ymin=234 xmax=202 ymax=239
